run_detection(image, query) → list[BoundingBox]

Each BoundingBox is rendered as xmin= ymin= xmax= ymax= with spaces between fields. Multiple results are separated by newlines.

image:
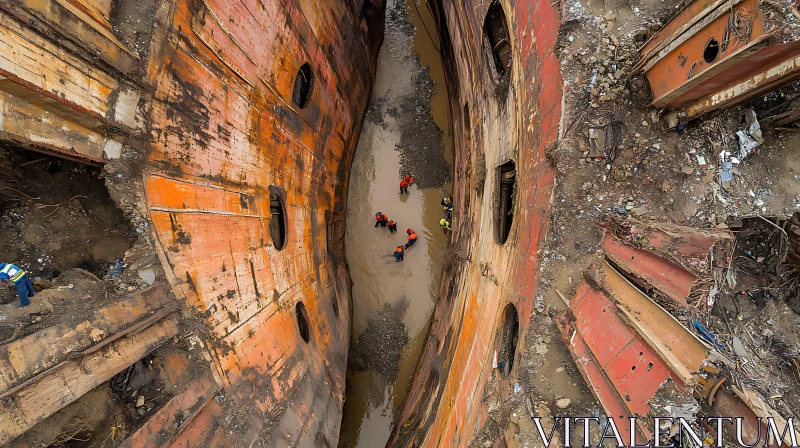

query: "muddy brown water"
xmin=338 ymin=0 xmax=452 ymax=446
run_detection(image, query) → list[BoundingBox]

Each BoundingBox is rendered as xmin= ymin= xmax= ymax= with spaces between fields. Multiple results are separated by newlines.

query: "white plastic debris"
xmin=734 ymin=109 xmax=764 ymax=161
xmin=736 ymin=130 xmax=759 ymax=160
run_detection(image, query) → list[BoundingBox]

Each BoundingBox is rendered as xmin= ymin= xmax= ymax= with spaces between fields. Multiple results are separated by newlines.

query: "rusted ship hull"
xmin=0 ymin=0 xmax=382 ymax=445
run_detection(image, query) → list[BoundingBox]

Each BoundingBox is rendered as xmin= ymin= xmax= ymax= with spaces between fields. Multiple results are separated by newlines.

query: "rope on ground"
xmin=35 ymin=195 xmax=88 ymax=217
xmin=0 ymin=186 xmax=40 ymax=200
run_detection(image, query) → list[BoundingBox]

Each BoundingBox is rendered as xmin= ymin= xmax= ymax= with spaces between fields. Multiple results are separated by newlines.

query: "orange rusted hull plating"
xmin=387 ymin=0 xmax=561 ymax=446
xmin=141 ymin=0 xmax=385 ymax=444
xmin=0 ymin=0 xmax=382 ymax=445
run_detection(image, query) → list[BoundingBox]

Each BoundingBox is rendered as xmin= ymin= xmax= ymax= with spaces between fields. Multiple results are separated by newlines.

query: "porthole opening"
xmin=703 ymin=39 xmax=719 ymax=64
xmin=270 ymin=192 xmax=287 ymax=250
xmin=498 ymin=304 xmax=519 ymax=378
xmin=483 ymin=0 xmax=512 ymax=78
xmin=296 ymin=302 xmax=310 ymax=343
xmin=292 ymin=63 xmax=314 ymax=109
xmin=497 ymin=161 xmax=516 ymax=244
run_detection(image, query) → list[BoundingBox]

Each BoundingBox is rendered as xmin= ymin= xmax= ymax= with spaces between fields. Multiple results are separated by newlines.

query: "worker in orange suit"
xmin=405 ymin=231 xmax=419 ymax=248
xmin=404 ymin=173 xmax=414 ymax=185
xmin=400 ymin=178 xmax=409 ymax=194
xmin=374 ymin=212 xmax=388 ymax=228
xmin=387 ymin=219 xmax=397 ymax=233
xmin=394 ymin=246 xmax=404 ymax=262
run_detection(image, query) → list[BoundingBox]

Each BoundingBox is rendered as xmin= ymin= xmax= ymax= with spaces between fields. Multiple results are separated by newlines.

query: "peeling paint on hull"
xmin=0 ymin=0 xmax=382 ymax=445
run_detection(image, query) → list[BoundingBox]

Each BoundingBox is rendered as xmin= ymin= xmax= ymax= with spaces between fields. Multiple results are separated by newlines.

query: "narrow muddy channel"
xmin=338 ymin=0 xmax=451 ymax=446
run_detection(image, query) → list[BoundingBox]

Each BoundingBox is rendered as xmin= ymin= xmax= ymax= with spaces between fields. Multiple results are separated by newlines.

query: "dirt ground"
xmin=0 ymin=147 xmax=134 ymax=282
xmin=0 ymin=145 xmax=171 ymax=360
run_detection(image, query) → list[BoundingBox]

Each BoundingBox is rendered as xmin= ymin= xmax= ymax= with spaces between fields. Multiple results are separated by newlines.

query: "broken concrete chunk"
xmin=732 ymin=336 xmax=750 ymax=359
xmin=138 ymin=268 xmax=156 ymax=286
xmin=588 ymin=127 xmax=606 ymax=157
xmin=556 ymin=398 xmax=571 ymax=408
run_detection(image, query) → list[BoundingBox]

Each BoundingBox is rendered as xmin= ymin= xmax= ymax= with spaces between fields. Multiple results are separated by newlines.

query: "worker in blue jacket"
xmin=0 ymin=262 xmax=33 ymax=307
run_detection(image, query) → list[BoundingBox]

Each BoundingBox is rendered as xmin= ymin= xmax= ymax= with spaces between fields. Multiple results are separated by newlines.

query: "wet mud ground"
xmin=338 ymin=0 xmax=451 ymax=446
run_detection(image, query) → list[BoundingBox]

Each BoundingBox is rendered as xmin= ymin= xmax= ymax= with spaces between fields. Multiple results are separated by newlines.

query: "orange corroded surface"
xmin=141 ymin=0 xmax=383 ymax=445
xmin=0 ymin=0 xmax=382 ymax=445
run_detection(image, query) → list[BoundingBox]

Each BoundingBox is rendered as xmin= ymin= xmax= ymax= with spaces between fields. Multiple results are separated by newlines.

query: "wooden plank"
xmin=0 ymin=10 xmax=126 ymax=125
xmin=0 ymin=316 xmax=180 ymax=444
xmin=0 ymin=284 xmax=167 ymax=396
xmin=64 ymin=0 xmax=113 ymax=30
xmin=0 ymin=89 xmax=108 ymax=160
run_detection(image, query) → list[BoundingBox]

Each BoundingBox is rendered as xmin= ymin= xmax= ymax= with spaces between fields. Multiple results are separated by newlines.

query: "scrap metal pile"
xmin=634 ymin=0 xmax=800 ymax=126
xmin=556 ymin=215 xmax=800 ymax=446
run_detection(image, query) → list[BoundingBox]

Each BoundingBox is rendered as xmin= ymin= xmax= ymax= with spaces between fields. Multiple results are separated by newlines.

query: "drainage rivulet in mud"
xmin=338 ymin=0 xmax=452 ymax=446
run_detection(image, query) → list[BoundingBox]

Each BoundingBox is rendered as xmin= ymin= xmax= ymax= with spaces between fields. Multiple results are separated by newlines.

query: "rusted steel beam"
xmin=0 ymin=315 xmax=179 ymax=444
xmin=639 ymin=0 xmax=800 ymax=119
xmin=608 ymin=220 xmax=731 ymax=276
xmin=556 ymin=315 xmax=642 ymax=444
xmin=572 ymin=284 xmax=681 ymax=410
xmin=652 ymin=32 xmax=776 ymax=109
xmin=603 ymin=232 xmax=697 ymax=307
xmin=592 ymin=261 xmax=709 ymax=384
xmin=564 ymin=281 xmax=684 ymax=439
xmin=710 ymin=385 xmax=791 ymax=447
xmin=642 ymin=223 xmax=731 ymax=262
xmin=676 ymin=52 xmax=800 ymax=121
xmin=639 ymin=0 xmax=735 ymax=56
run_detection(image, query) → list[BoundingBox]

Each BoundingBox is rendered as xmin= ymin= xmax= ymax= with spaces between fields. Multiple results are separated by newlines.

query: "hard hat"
xmin=376 ymin=212 xmax=381 ymax=216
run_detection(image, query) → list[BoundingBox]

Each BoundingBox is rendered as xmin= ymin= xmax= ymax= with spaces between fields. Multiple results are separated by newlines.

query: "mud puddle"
xmin=338 ymin=0 xmax=451 ymax=446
